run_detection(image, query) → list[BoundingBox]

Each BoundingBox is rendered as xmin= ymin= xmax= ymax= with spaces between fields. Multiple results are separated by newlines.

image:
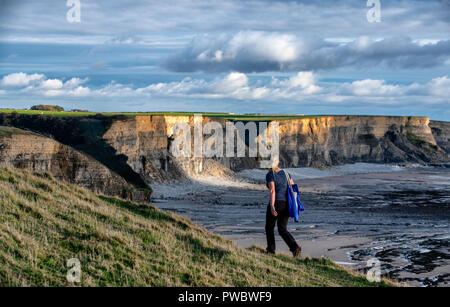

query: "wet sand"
xmin=152 ymin=165 xmax=450 ymax=287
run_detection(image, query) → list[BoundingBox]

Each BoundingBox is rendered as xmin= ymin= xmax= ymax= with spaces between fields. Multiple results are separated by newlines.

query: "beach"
xmin=152 ymin=163 xmax=450 ymax=287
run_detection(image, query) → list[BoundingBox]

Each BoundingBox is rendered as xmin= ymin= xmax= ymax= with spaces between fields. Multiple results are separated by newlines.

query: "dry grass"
xmin=0 ymin=167 xmax=395 ymax=287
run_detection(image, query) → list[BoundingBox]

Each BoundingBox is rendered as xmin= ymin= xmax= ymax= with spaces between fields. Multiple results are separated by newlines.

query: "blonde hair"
xmin=268 ymin=156 xmax=280 ymax=172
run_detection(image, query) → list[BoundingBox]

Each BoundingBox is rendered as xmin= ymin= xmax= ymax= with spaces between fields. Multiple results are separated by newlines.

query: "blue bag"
xmin=283 ymin=170 xmax=305 ymax=222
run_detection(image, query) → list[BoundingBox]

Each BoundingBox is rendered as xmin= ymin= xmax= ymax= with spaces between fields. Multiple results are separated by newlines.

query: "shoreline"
xmin=151 ymin=164 xmax=450 ymax=287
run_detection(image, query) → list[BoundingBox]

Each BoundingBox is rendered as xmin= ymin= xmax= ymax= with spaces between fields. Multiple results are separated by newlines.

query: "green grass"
xmin=0 ymin=109 xmax=230 ymax=118
xmin=0 ymin=167 xmax=396 ymax=287
xmin=406 ymin=131 xmax=439 ymax=152
xmin=0 ymin=126 xmax=28 ymax=137
xmin=0 ymin=109 xmax=424 ymax=121
xmin=0 ymin=109 xmax=327 ymax=120
xmin=406 ymin=132 xmax=427 ymax=146
xmin=1 ymin=109 xmax=426 ymax=123
xmin=0 ymin=109 xmax=242 ymax=118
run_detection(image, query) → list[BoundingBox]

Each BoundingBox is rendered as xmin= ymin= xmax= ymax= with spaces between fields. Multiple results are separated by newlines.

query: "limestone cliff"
xmin=0 ymin=113 xmax=152 ymax=198
xmin=102 ymin=115 xmax=241 ymax=183
xmin=0 ymin=126 xmax=150 ymax=202
xmin=276 ymin=116 xmax=447 ymax=168
xmin=101 ymin=115 xmax=448 ymax=183
xmin=0 ymin=113 xmax=448 ymax=187
xmin=430 ymin=120 xmax=450 ymax=155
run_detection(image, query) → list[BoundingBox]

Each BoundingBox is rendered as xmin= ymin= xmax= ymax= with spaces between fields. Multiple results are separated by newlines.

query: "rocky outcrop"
xmin=430 ymin=120 xmax=450 ymax=155
xmin=0 ymin=126 xmax=150 ymax=202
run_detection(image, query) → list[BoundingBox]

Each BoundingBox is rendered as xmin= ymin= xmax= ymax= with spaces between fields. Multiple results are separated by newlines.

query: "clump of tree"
xmin=71 ymin=109 xmax=90 ymax=112
xmin=30 ymin=105 xmax=65 ymax=112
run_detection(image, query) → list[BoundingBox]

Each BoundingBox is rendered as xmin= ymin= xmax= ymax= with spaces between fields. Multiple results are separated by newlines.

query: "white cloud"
xmin=285 ymin=72 xmax=317 ymax=89
xmin=1 ymin=72 xmax=44 ymax=87
xmin=64 ymin=77 xmax=89 ymax=88
xmin=427 ymin=76 xmax=450 ymax=96
xmin=0 ymin=73 xmax=91 ymax=97
xmin=42 ymin=86 xmax=91 ymax=97
xmin=40 ymin=79 xmax=63 ymax=90
xmin=227 ymin=32 xmax=300 ymax=63
xmin=339 ymin=76 xmax=450 ymax=98
xmin=344 ymin=79 xmax=403 ymax=96
xmin=272 ymin=72 xmax=322 ymax=95
xmin=40 ymin=76 xmax=90 ymax=97
xmin=212 ymin=72 xmax=248 ymax=93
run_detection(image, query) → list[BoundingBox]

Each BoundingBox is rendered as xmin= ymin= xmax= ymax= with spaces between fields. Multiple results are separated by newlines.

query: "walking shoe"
xmin=266 ymin=248 xmax=275 ymax=255
xmin=293 ymin=246 xmax=301 ymax=258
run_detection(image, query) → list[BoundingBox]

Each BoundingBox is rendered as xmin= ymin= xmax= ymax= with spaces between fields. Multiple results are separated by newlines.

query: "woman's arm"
xmin=268 ymin=181 xmax=277 ymax=217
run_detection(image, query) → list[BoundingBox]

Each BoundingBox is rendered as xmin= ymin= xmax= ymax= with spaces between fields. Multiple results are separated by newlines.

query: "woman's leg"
xmin=265 ymin=205 xmax=277 ymax=253
xmin=276 ymin=202 xmax=299 ymax=253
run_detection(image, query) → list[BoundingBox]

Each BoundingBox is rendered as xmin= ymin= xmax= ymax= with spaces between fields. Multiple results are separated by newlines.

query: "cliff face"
xmin=0 ymin=126 xmax=150 ymax=202
xmin=101 ymin=115 xmax=448 ymax=183
xmin=0 ymin=113 xmax=152 ymax=199
xmin=277 ymin=116 xmax=446 ymax=168
xmin=430 ymin=121 xmax=450 ymax=155
xmin=0 ymin=114 xmax=448 ymax=187
xmin=102 ymin=116 xmax=240 ymax=183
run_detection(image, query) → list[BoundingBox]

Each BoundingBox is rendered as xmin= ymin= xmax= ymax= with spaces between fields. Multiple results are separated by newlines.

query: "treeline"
xmin=29 ymin=105 xmax=89 ymax=112
xmin=30 ymin=105 xmax=64 ymax=111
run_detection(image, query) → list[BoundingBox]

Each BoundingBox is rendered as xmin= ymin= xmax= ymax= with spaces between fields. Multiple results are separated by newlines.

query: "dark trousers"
xmin=265 ymin=200 xmax=299 ymax=253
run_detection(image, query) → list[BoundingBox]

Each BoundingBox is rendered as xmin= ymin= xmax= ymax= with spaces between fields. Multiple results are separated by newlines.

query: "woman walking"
xmin=265 ymin=159 xmax=301 ymax=258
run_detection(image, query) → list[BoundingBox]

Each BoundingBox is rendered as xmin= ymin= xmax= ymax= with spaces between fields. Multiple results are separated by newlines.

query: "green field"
xmin=0 ymin=109 xmax=420 ymax=121
xmin=0 ymin=109 xmax=326 ymax=120
xmin=0 ymin=167 xmax=395 ymax=287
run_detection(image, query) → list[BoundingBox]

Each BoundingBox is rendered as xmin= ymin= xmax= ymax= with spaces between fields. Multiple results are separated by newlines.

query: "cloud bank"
xmin=1 ymin=72 xmax=449 ymax=107
xmin=2 ymin=0 xmax=449 ymax=44
xmin=0 ymin=73 xmax=90 ymax=97
xmin=165 ymin=32 xmax=450 ymax=73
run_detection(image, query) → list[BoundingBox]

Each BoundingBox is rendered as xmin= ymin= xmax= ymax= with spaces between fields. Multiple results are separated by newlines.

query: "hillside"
xmin=0 ymin=167 xmax=393 ymax=286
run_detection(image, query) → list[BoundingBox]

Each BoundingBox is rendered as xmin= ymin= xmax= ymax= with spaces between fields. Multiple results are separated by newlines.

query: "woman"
xmin=265 ymin=159 xmax=301 ymax=258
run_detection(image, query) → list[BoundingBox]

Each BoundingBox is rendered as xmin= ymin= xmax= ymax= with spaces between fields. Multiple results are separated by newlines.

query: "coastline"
xmin=152 ymin=164 xmax=450 ymax=287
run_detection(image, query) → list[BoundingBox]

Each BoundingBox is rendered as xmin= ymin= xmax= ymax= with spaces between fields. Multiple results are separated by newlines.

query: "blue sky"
xmin=0 ymin=0 xmax=449 ymax=120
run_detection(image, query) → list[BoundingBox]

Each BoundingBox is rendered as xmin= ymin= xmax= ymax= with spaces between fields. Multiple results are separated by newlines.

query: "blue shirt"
xmin=266 ymin=170 xmax=291 ymax=201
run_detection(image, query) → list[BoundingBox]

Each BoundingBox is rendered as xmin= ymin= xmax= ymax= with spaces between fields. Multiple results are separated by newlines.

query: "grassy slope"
xmin=0 ymin=167 xmax=394 ymax=287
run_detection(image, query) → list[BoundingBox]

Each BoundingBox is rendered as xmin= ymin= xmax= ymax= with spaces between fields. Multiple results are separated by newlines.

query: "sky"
xmin=0 ymin=0 xmax=449 ymax=120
